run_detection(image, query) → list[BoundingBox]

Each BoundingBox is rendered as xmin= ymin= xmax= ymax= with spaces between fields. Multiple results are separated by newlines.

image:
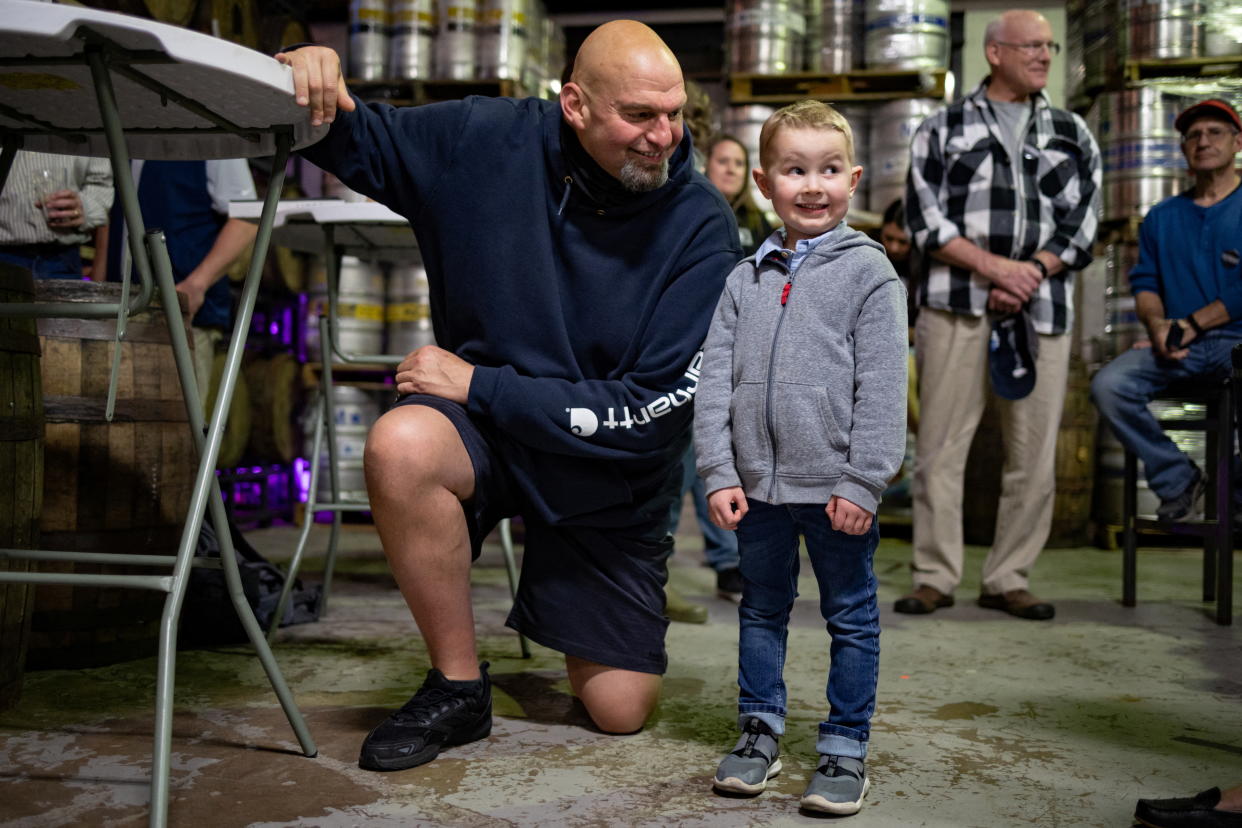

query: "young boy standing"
xmin=694 ymin=100 xmax=907 ymax=815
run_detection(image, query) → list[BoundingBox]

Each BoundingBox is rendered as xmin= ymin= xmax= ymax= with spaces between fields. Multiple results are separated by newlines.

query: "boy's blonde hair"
xmin=758 ymin=100 xmax=856 ymax=170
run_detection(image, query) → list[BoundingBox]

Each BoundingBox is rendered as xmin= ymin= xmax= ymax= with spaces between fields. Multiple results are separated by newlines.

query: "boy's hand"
xmin=707 ymin=487 xmax=748 ymax=530
xmin=276 ymin=46 xmax=356 ymax=127
xmin=826 ymin=496 xmax=873 ymax=536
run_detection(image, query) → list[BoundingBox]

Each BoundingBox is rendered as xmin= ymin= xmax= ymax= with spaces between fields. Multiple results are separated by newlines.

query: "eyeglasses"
xmin=996 ymin=40 xmax=1061 ymax=56
xmin=1182 ymin=125 xmax=1240 ymax=144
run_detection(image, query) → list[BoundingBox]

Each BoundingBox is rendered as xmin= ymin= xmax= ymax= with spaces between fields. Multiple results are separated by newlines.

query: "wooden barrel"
xmin=195 ymin=0 xmax=259 ymax=49
xmin=963 ymin=358 xmax=1097 ymax=548
xmin=29 ymin=281 xmax=196 ymax=670
xmin=260 ymin=15 xmax=311 ymax=56
xmin=245 ymin=352 xmax=302 ymax=464
xmin=206 ymin=350 xmax=251 ymax=469
xmin=101 ymin=0 xmax=200 ymax=26
xmin=0 ymin=264 xmax=42 ymax=710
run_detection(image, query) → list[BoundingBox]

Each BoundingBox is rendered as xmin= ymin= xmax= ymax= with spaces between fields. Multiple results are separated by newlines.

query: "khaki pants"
xmin=911 ymin=308 xmax=1070 ymax=595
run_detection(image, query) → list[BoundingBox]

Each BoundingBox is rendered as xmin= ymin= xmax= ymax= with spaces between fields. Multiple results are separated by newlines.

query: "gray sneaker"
xmin=800 ymin=755 xmax=869 ymax=815
xmin=1156 ymin=467 xmax=1206 ymax=522
xmin=712 ymin=717 xmax=781 ymax=795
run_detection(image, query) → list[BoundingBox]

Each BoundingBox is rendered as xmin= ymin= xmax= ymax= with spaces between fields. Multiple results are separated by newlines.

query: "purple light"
xmin=270 ymin=321 xmax=279 ymax=335
xmin=293 ymin=456 xmax=311 ymax=503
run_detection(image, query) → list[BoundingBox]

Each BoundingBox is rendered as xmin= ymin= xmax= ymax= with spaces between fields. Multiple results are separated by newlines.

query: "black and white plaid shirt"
xmin=905 ymin=80 xmax=1102 ymax=335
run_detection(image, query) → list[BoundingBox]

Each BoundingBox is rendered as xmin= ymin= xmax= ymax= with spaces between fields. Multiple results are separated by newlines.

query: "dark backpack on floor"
xmin=180 ymin=517 xmax=322 ymax=647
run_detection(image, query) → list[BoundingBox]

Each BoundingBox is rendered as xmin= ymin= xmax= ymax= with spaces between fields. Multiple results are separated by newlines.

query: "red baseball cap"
xmin=1174 ymin=98 xmax=1242 ymax=134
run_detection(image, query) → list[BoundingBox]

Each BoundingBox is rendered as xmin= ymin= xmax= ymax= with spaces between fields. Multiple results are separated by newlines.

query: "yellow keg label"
xmin=0 ymin=72 xmax=79 ymax=91
xmin=387 ymin=302 xmax=431 ymax=322
xmin=395 ymin=9 xmax=436 ymax=24
xmin=338 ymin=302 xmax=385 ymax=321
xmin=357 ymin=6 xmax=388 ymax=22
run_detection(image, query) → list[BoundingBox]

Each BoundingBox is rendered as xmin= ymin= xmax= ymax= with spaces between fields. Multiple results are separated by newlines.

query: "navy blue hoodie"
xmin=300 ymin=96 xmax=740 ymax=525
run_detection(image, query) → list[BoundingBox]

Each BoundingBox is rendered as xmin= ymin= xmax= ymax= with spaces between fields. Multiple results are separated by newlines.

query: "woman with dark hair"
xmin=704 ymin=134 xmax=775 ymax=257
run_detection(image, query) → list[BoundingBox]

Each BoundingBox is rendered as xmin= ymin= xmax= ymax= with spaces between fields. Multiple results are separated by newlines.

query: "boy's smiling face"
xmin=754 ymin=126 xmax=861 ymax=246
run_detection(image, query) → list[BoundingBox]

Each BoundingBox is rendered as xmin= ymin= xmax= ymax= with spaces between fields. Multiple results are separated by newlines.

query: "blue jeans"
xmin=1091 ymin=331 xmax=1242 ymax=500
xmin=668 ymin=444 xmax=739 ymax=572
xmin=0 ymin=245 xmax=83 ymax=280
xmin=734 ymin=498 xmax=880 ymax=759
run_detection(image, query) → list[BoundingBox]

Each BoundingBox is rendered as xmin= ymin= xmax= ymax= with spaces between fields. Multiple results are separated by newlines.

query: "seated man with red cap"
xmin=1090 ymin=98 xmax=1242 ymax=522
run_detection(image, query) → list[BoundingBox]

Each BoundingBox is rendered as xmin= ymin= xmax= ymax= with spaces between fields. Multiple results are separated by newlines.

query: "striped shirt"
xmin=0 ymin=150 xmax=113 ymax=246
xmin=905 ymin=80 xmax=1102 ymax=335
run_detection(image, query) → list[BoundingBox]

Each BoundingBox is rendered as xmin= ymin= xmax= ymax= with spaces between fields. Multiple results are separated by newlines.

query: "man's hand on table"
xmin=276 ymin=46 xmax=356 ymax=127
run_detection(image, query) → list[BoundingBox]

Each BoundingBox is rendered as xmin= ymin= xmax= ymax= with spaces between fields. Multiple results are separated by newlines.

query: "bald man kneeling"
xmin=279 ymin=21 xmax=741 ymax=771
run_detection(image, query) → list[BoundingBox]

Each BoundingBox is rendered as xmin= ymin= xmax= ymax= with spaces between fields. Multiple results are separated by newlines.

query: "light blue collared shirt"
xmin=752 ymin=224 xmax=842 ymax=274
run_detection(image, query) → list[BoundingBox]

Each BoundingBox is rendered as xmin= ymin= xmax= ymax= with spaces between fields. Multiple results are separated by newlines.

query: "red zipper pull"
xmin=780 ymin=280 xmax=792 ymax=306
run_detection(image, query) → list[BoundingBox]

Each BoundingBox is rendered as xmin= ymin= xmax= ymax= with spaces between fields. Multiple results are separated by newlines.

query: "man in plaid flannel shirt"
xmin=895 ymin=9 xmax=1101 ymax=621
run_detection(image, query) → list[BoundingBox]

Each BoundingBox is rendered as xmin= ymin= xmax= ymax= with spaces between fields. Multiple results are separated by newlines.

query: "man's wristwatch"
xmin=1186 ymin=313 xmax=1206 ymax=336
xmin=1030 ymin=258 xmax=1049 ymax=279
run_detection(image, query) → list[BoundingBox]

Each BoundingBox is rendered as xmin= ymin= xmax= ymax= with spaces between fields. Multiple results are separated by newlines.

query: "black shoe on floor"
xmin=716 ymin=567 xmax=743 ymax=603
xmin=1157 ymin=467 xmax=1206 ymax=522
xmin=1135 ymin=787 xmax=1242 ymax=828
xmin=358 ymin=661 xmax=493 ymax=772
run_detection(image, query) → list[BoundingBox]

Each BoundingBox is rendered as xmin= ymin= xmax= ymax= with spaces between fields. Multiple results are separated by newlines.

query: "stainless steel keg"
xmin=726 ymin=0 xmax=807 ymax=75
xmin=435 ymin=0 xmax=478 ymax=80
xmin=1204 ymin=0 xmax=1242 ymax=55
xmin=723 ymin=104 xmax=777 ymax=216
xmin=521 ymin=0 xmax=546 ymax=94
xmin=303 ymin=386 xmax=381 ymax=504
xmin=349 ymin=0 xmax=389 ymax=81
xmin=1082 ymin=0 xmax=1117 ymax=92
xmin=1095 ymin=87 xmax=1192 ymax=221
xmin=305 ymin=256 xmax=386 ymax=361
xmin=863 ymin=0 xmax=949 ymax=70
xmin=386 ymin=261 xmax=435 ymax=357
xmin=476 ymin=0 xmax=528 ymax=81
xmin=867 ymin=98 xmax=936 ymax=213
xmin=1120 ymin=0 xmax=1202 ymax=59
xmin=810 ymin=0 xmax=862 ymax=73
xmin=389 ymin=0 xmax=435 ymax=80
xmin=836 ymin=103 xmax=871 ymax=209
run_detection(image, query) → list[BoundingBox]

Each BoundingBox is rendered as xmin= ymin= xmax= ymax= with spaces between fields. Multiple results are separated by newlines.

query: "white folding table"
xmin=0 ymin=3 xmax=329 ymax=825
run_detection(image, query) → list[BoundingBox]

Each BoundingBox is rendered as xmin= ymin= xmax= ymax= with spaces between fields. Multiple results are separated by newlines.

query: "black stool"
xmin=1122 ymin=362 xmax=1237 ymax=626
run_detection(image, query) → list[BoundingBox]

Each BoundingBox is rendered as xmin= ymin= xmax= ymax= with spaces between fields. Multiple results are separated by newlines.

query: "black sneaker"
xmin=716 ymin=567 xmax=743 ymax=603
xmin=1156 ymin=467 xmax=1206 ymax=522
xmin=358 ymin=662 xmax=493 ymax=771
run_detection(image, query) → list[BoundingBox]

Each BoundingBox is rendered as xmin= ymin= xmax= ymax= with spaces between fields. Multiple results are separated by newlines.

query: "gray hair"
xmin=984 ymin=18 xmax=1004 ymax=46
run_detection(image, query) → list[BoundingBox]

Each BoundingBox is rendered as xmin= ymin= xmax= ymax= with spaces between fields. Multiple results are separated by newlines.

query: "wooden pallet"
xmin=730 ymin=68 xmax=946 ymax=104
xmin=347 ymin=78 xmax=528 ymax=106
xmin=301 ymin=361 xmax=395 ymax=391
xmin=1123 ymin=56 xmax=1242 ymax=83
xmin=1098 ymin=215 xmax=1145 ymax=242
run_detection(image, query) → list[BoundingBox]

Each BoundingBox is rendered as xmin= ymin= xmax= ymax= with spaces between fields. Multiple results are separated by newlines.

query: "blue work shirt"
xmin=1129 ymin=182 xmax=1242 ymax=334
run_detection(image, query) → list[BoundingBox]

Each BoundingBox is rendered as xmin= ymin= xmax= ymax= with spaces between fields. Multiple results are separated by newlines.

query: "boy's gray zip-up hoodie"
xmin=694 ymin=223 xmax=908 ymax=514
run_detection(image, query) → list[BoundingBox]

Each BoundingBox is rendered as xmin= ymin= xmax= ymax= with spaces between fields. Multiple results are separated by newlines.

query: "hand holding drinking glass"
xmin=32 ymin=168 xmax=85 ymax=231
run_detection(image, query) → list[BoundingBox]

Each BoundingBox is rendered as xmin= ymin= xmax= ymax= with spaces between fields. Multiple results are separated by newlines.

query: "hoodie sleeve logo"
xmin=566 ymin=351 xmax=702 ymax=439
xmin=567 ymin=407 xmax=599 ymax=437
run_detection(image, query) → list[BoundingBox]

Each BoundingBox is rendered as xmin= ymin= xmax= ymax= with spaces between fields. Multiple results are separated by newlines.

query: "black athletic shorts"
xmin=389 ymin=394 xmax=673 ymax=675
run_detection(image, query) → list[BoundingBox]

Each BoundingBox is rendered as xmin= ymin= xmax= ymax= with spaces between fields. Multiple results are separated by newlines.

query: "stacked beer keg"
xmin=347 ymin=0 xmax=563 ymax=92
xmin=1062 ymin=1 xmax=1241 ymax=532
xmin=723 ymin=0 xmax=949 ymax=214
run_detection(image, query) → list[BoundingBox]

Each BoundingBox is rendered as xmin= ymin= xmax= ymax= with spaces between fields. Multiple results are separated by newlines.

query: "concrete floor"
xmin=1 ymin=511 xmax=1240 ymax=827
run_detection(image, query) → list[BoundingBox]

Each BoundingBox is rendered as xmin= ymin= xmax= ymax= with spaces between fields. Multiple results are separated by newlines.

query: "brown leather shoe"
xmin=893 ymin=585 xmax=954 ymax=615
xmin=977 ymin=589 xmax=1055 ymax=620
